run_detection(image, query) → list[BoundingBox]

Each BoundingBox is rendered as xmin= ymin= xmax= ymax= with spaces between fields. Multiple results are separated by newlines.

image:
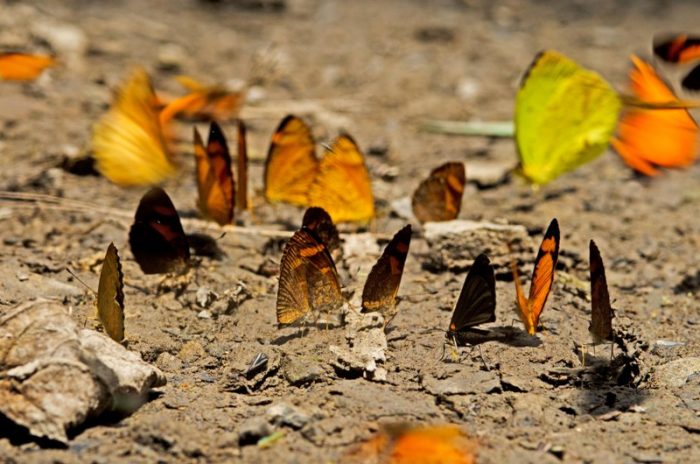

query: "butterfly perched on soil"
xmin=159 ymin=75 xmax=244 ymax=123
xmin=361 ymin=225 xmax=412 ymax=323
xmin=654 ymin=34 xmax=700 ymax=91
xmin=511 ymin=218 xmax=560 ymax=335
xmin=411 ymin=162 xmax=466 ymax=223
xmin=236 ymin=120 xmax=249 ymax=212
xmin=194 ymin=121 xmax=235 ymax=225
xmin=301 ymin=206 xmax=340 ymax=255
xmin=92 ymin=68 xmax=177 ymax=186
xmin=611 ymin=55 xmax=699 ymax=176
xmin=588 ymin=240 xmax=615 ymax=347
xmin=0 ymin=52 xmax=55 ymax=81
xmin=129 ymin=187 xmax=190 ymax=274
xmin=97 ymin=242 xmax=125 ymax=343
xmin=515 ymin=50 xmax=622 ymax=185
xmin=445 ymin=253 xmax=496 ymax=343
xmin=264 ymin=115 xmax=319 ymax=206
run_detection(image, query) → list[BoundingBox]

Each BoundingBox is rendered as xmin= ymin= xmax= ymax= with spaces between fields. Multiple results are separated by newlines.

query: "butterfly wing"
xmin=515 ymin=50 xmax=622 ymax=185
xmin=449 ymin=253 xmax=496 ymax=332
xmin=308 ymin=134 xmax=375 ymax=223
xmin=524 ymin=218 xmax=560 ymax=334
xmin=653 ymin=34 xmax=700 ymax=63
xmin=589 ymin=240 xmax=614 ymax=343
xmin=611 ymin=56 xmax=698 ymax=176
xmin=92 ymin=68 xmax=176 ymax=186
xmin=264 ymin=115 xmax=319 ymax=206
xmin=160 ymin=76 xmax=243 ymax=123
xmin=0 ymin=53 xmax=55 ymax=81
xmin=276 ymin=229 xmax=343 ymax=325
xmin=412 ymin=162 xmax=466 ymax=223
xmin=128 ymin=187 xmax=190 ymax=274
xmin=681 ymin=64 xmax=700 ymax=92
xmin=236 ymin=119 xmax=249 ymax=212
xmin=96 ymin=242 xmax=125 ymax=342
xmin=301 ymin=207 xmax=340 ymax=254
xmin=361 ymin=225 xmax=412 ymax=320
xmin=194 ymin=123 xmax=235 ymax=225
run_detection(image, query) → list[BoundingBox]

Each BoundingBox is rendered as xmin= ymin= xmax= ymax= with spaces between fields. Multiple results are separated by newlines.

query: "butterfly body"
xmin=97 ymin=242 xmax=125 ymax=343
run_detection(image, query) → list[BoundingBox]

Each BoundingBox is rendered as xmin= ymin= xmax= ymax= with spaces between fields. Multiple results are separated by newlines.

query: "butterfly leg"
xmin=581 ymin=344 xmax=587 ymax=367
xmin=477 ymin=345 xmax=490 ymax=371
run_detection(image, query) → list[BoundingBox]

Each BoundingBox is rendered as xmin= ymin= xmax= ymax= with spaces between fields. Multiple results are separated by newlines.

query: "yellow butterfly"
xmin=92 ymin=68 xmax=177 ymax=186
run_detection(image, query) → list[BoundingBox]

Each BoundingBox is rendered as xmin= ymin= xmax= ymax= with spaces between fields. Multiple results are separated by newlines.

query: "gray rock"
xmin=238 ymin=416 xmax=272 ymax=446
xmin=423 ymin=370 xmax=501 ymax=395
xmin=267 ymin=403 xmax=310 ymax=429
xmin=654 ymin=357 xmax=700 ymax=388
xmin=196 ymin=287 xmax=217 ymax=308
xmin=281 ymin=356 xmax=325 ymax=386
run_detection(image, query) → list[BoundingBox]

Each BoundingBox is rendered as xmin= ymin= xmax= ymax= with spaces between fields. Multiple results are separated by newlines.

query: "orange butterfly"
xmin=611 ymin=55 xmax=699 ymax=176
xmin=92 ymin=68 xmax=177 ymax=186
xmin=264 ymin=115 xmax=319 ymax=206
xmin=654 ymin=34 xmax=700 ymax=91
xmin=511 ymin=218 xmax=560 ymax=335
xmin=412 ymin=162 xmax=466 ymax=223
xmin=308 ymin=134 xmax=375 ymax=224
xmin=0 ymin=52 xmax=55 ymax=81
xmin=343 ymin=424 xmax=477 ymax=464
xmin=159 ymin=75 xmax=244 ymax=124
xmin=194 ymin=122 xmax=235 ymax=225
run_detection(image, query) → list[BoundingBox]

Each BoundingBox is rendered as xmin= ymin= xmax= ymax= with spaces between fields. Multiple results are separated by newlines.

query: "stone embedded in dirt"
xmin=178 ymin=340 xmax=207 ymax=364
xmin=0 ymin=299 xmax=165 ymax=444
xmin=267 ymin=402 xmax=311 ymax=429
xmin=281 ymin=355 xmax=325 ymax=386
xmin=157 ymin=43 xmax=187 ymax=71
xmin=156 ymin=352 xmax=183 ymax=373
xmin=196 ymin=287 xmax=217 ymax=308
xmin=238 ymin=416 xmax=273 ymax=446
xmin=653 ymin=357 xmax=700 ymax=388
xmin=422 ymin=370 xmax=501 ymax=396
xmin=424 ymin=220 xmax=533 ymax=272
xmin=330 ymin=310 xmax=387 ymax=380
xmin=467 ymin=160 xmax=515 ymax=188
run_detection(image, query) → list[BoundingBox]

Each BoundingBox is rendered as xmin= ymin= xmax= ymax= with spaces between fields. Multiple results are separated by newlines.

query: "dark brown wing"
xmin=129 ymin=187 xmax=190 ymax=274
xmin=589 ymin=240 xmax=614 ymax=343
xmin=682 ymin=64 xmax=700 ymax=92
xmin=301 ymin=206 xmax=340 ymax=254
xmin=361 ymin=225 xmax=412 ymax=320
xmin=411 ymin=162 xmax=465 ymax=223
xmin=276 ymin=229 xmax=343 ymax=325
xmin=97 ymin=242 xmax=125 ymax=342
xmin=448 ymin=253 xmax=496 ymax=333
xmin=236 ymin=119 xmax=248 ymax=212
xmin=653 ymin=34 xmax=700 ymax=63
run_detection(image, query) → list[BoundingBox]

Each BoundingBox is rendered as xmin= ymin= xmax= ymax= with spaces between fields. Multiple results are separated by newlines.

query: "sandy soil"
xmin=1 ymin=0 xmax=700 ymax=462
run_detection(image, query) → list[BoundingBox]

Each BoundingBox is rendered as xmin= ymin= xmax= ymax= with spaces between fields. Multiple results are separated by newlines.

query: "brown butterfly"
xmin=412 ymin=162 xmax=466 ymax=223
xmin=194 ymin=121 xmax=235 ymax=225
xmin=589 ymin=240 xmax=614 ymax=345
xmin=97 ymin=242 xmax=125 ymax=343
xmin=0 ymin=52 xmax=55 ymax=81
xmin=129 ymin=187 xmax=190 ymax=274
xmin=276 ymin=228 xmax=344 ymax=325
xmin=446 ymin=253 xmax=496 ymax=340
xmin=361 ymin=225 xmax=412 ymax=323
xmin=654 ymin=34 xmax=700 ymax=91
xmin=511 ymin=218 xmax=560 ymax=335
xmin=236 ymin=119 xmax=249 ymax=212
xmin=301 ymin=206 xmax=340 ymax=255
xmin=264 ymin=115 xmax=319 ymax=206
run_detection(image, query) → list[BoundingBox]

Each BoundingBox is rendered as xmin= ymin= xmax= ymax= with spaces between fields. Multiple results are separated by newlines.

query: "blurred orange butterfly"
xmin=511 ymin=218 xmax=560 ymax=335
xmin=308 ymin=134 xmax=375 ymax=224
xmin=0 ymin=52 xmax=55 ymax=81
xmin=343 ymin=424 xmax=477 ymax=464
xmin=412 ymin=161 xmax=466 ymax=223
xmin=92 ymin=68 xmax=177 ymax=186
xmin=160 ymin=75 xmax=244 ymax=124
xmin=264 ymin=115 xmax=319 ymax=206
xmin=611 ymin=55 xmax=699 ymax=176
xmin=654 ymin=34 xmax=700 ymax=91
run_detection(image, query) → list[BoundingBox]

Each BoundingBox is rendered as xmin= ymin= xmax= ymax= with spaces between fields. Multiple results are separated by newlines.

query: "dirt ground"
xmin=1 ymin=0 xmax=700 ymax=462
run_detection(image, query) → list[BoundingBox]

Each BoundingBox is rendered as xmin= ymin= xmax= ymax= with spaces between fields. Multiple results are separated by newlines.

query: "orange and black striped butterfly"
xmin=301 ymin=207 xmax=340 ymax=255
xmin=361 ymin=225 xmax=412 ymax=323
xmin=129 ymin=187 xmax=190 ymax=274
xmin=276 ymin=229 xmax=344 ymax=325
xmin=446 ymin=253 xmax=496 ymax=340
xmin=236 ymin=119 xmax=249 ymax=212
xmin=97 ymin=242 xmax=125 ymax=343
xmin=411 ymin=162 xmax=466 ymax=223
xmin=194 ymin=121 xmax=235 ymax=225
xmin=264 ymin=115 xmax=319 ymax=206
xmin=589 ymin=240 xmax=614 ymax=345
xmin=654 ymin=34 xmax=700 ymax=91
xmin=0 ymin=52 xmax=55 ymax=81
xmin=511 ymin=218 xmax=560 ymax=335
xmin=308 ymin=134 xmax=375 ymax=224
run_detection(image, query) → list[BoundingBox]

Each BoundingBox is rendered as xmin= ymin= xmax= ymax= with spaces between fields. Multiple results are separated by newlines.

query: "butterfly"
xmin=264 ymin=115 xmax=319 ymax=206
xmin=343 ymin=423 xmax=477 ymax=464
xmin=194 ymin=121 xmax=235 ymax=225
xmin=611 ymin=55 xmax=698 ymax=176
xmin=92 ymin=68 xmax=177 ymax=186
xmin=236 ymin=119 xmax=249 ymax=212
xmin=412 ymin=162 xmax=466 ymax=223
xmin=0 ymin=52 xmax=56 ymax=81
xmin=301 ymin=206 xmax=340 ymax=254
xmin=159 ymin=75 xmax=244 ymax=123
xmin=446 ymin=253 xmax=496 ymax=341
xmin=129 ymin=187 xmax=190 ymax=274
xmin=97 ymin=242 xmax=125 ymax=343
xmin=515 ymin=50 xmax=622 ymax=185
xmin=276 ymin=228 xmax=344 ymax=325
xmin=511 ymin=218 xmax=560 ymax=335
xmin=653 ymin=34 xmax=700 ymax=91
xmin=361 ymin=225 xmax=412 ymax=323
xmin=589 ymin=240 xmax=614 ymax=346
xmin=308 ymin=134 xmax=375 ymax=224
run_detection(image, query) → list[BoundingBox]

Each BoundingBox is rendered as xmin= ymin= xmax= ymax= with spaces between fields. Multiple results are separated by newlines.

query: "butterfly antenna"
xmin=65 ymin=267 xmax=96 ymax=294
